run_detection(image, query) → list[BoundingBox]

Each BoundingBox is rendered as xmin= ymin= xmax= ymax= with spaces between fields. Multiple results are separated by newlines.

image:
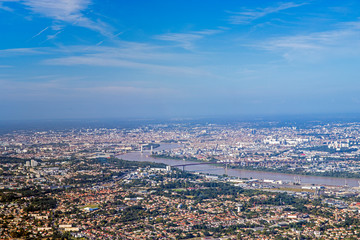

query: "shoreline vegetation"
xmin=150 ymin=153 xmax=360 ymax=179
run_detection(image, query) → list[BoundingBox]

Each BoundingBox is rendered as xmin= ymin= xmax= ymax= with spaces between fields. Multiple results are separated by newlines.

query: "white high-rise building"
xmin=30 ymin=160 xmax=38 ymax=167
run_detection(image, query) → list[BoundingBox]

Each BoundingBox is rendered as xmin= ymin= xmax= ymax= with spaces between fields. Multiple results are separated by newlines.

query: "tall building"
xmin=30 ymin=160 xmax=38 ymax=167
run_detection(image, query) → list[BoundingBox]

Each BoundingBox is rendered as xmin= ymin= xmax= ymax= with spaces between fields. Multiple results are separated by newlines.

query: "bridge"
xmin=170 ymin=161 xmax=244 ymax=174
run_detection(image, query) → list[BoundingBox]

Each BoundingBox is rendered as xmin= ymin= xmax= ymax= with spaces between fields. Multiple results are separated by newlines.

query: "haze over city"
xmin=1 ymin=0 xmax=360 ymax=120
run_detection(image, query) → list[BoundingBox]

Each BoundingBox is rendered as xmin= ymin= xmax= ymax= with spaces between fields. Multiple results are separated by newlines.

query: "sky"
xmin=1 ymin=0 xmax=360 ymax=120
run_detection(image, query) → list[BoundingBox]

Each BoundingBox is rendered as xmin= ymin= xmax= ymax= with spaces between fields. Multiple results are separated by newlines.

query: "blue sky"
xmin=1 ymin=0 xmax=360 ymax=120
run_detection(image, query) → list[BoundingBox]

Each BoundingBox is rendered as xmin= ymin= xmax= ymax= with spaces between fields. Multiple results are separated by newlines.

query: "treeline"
xmin=24 ymin=197 xmax=57 ymax=212
xmin=0 ymin=156 xmax=28 ymax=164
xmin=120 ymin=205 xmax=145 ymax=222
xmin=0 ymin=188 xmax=61 ymax=203
xmin=108 ymin=157 xmax=166 ymax=169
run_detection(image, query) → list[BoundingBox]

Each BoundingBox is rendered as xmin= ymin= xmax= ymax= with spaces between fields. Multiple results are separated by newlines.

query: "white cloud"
xmin=30 ymin=26 xmax=49 ymax=39
xmin=0 ymin=0 xmax=113 ymax=37
xmin=155 ymin=33 xmax=202 ymax=50
xmin=155 ymin=29 xmax=222 ymax=50
xmin=44 ymin=30 xmax=64 ymax=42
xmin=0 ymin=43 xmax=194 ymax=61
xmin=22 ymin=0 xmax=90 ymax=21
xmin=264 ymin=28 xmax=359 ymax=51
xmin=0 ymin=47 xmax=48 ymax=56
xmin=0 ymin=42 xmax=212 ymax=77
xmin=44 ymin=55 xmax=211 ymax=77
xmin=253 ymin=20 xmax=360 ymax=61
xmin=229 ymin=2 xmax=306 ymax=24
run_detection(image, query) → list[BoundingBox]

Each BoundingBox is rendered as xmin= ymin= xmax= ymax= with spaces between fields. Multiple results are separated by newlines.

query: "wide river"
xmin=118 ymin=144 xmax=360 ymax=187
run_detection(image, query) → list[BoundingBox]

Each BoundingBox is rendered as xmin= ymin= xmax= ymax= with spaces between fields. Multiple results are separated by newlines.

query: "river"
xmin=118 ymin=143 xmax=360 ymax=187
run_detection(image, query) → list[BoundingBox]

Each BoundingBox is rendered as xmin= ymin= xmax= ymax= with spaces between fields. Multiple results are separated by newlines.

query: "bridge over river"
xmin=117 ymin=143 xmax=360 ymax=187
xmin=171 ymin=161 xmax=242 ymax=174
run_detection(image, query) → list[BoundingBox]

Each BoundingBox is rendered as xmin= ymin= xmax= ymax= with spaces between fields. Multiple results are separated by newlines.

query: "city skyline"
xmin=1 ymin=0 xmax=360 ymax=120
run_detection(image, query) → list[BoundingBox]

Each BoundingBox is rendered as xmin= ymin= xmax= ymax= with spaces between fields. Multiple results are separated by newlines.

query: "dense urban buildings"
xmin=1 ymin=119 xmax=360 ymax=239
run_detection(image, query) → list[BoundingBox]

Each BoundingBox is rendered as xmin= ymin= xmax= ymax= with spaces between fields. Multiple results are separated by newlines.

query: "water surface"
xmin=118 ymin=144 xmax=360 ymax=187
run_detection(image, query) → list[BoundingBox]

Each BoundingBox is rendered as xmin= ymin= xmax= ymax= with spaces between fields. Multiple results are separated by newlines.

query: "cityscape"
xmin=1 ymin=119 xmax=360 ymax=239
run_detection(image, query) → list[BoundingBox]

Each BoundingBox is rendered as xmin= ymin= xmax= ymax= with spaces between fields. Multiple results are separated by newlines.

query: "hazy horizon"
xmin=1 ymin=0 xmax=360 ymax=120
xmin=3 ymin=112 xmax=360 ymax=134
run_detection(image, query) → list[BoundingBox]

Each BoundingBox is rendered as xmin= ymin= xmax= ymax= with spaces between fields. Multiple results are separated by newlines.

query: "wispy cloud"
xmin=30 ymin=26 xmax=49 ymax=39
xmin=0 ymin=43 xmax=190 ymax=61
xmin=229 ymin=2 xmax=306 ymax=24
xmin=22 ymin=0 xmax=91 ymax=21
xmin=0 ymin=0 xmax=114 ymax=37
xmin=154 ymin=29 xmax=222 ymax=50
xmin=25 ymin=0 xmax=114 ymax=36
xmin=0 ymin=47 xmax=48 ymax=56
xmin=0 ymin=41 xmax=220 ymax=81
xmin=95 ymin=32 xmax=123 ymax=46
xmin=0 ymin=0 xmax=15 ymax=12
xmin=265 ymin=29 xmax=358 ymax=51
xmin=0 ymin=76 xmax=176 ymax=100
xmin=45 ymin=55 xmax=211 ymax=77
xmin=10 ymin=41 xmax=215 ymax=78
xmin=43 ymin=30 xmax=64 ymax=42
xmin=257 ymin=21 xmax=360 ymax=61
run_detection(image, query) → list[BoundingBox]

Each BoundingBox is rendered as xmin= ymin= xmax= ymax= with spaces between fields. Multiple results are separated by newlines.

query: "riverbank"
xmin=150 ymin=153 xmax=360 ymax=179
xmin=229 ymin=165 xmax=360 ymax=179
xmin=150 ymin=154 xmax=213 ymax=162
xmin=119 ymin=146 xmax=360 ymax=187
